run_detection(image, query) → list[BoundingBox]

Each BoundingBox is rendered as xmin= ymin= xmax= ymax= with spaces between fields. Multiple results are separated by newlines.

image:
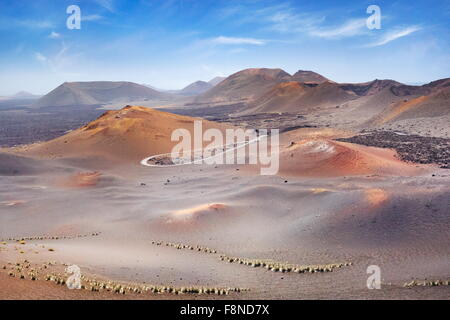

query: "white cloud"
xmin=309 ymin=18 xmax=367 ymax=39
xmin=266 ymin=9 xmax=325 ymax=34
xmin=82 ymin=14 xmax=104 ymax=22
xmin=219 ymin=3 xmax=371 ymax=41
xmin=215 ymin=5 xmax=244 ymax=19
xmin=366 ymin=26 xmax=421 ymax=47
xmin=265 ymin=9 xmax=367 ymax=40
xmin=94 ymin=0 xmax=115 ymax=12
xmin=49 ymin=31 xmax=61 ymax=39
xmin=211 ymin=36 xmax=266 ymax=45
xmin=34 ymin=52 xmax=47 ymax=62
xmin=33 ymin=42 xmax=80 ymax=74
xmin=15 ymin=20 xmax=53 ymax=29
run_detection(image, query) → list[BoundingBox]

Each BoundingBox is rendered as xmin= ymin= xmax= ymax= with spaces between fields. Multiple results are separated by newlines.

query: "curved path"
xmin=141 ymin=135 xmax=267 ymax=167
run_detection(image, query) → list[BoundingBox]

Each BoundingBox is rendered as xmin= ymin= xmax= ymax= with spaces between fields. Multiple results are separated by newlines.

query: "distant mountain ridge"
xmin=194 ymin=68 xmax=334 ymax=104
xmin=30 ymin=69 xmax=450 ymax=128
xmin=167 ymin=77 xmax=227 ymax=96
xmin=34 ymin=81 xmax=169 ymax=108
xmin=240 ymin=77 xmax=450 ymax=116
xmin=194 ymin=68 xmax=292 ymax=103
xmin=140 ymin=77 xmax=227 ymax=97
xmin=188 ymin=67 xmax=449 ymax=123
xmin=13 ymin=91 xmax=41 ymax=99
xmin=177 ymin=81 xmax=213 ymax=96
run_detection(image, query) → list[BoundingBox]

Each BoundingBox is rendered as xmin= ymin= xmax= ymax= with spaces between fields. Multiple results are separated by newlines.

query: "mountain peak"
xmin=12 ymin=91 xmax=40 ymax=99
xmin=178 ymin=80 xmax=213 ymax=96
xmin=291 ymin=70 xmax=329 ymax=83
xmin=195 ymin=68 xmax=291 ymax=103
xmin=235 ymin=68 xmax=291 ymax=80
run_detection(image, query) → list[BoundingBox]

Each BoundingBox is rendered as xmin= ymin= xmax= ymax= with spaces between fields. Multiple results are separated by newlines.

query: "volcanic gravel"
xmin=337 ymin=131 xmax=450 ymax=169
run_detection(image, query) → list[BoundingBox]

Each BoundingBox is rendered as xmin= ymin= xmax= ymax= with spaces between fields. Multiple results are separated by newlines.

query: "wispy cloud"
xmin=221 ymin=3 xmax=367 ymax=40
xmin=82 ymin=14 xmax=104 ymax=22
xmin=215 ymin=5 xmax=245 ymax=19
xmin=211 ymin=36 xmax=266 ymax=45
xmin=266 ymin=9 xmax=325 ymax=34
xmin=94 ymin=0 xmax=115 ymax=12
xmin=215 ymin=2 xmax=324 ymax=35
xmin=309 ymin=18 xmax=367 ymax=39
xmin=49 ymin=31 xmax=61 ymax=39
xmin=366 ymin=26 xmax=421 ymax=47
xmin=34 ymin=52 xmax=47 ymax=62
xmin=33 ymin=42 xmax=81 ymax=74
xmin=14 ymin=19 xmax=53 ymax=29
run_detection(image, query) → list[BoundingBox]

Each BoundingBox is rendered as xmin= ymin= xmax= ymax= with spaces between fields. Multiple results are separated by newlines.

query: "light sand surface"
xmin=0 ymin=108 xmax=448 ymax=300
xmin=1 ymin=156 xmax=449 ymax=299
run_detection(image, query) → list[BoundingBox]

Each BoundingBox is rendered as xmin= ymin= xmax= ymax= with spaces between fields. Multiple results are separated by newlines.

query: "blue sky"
xmin=0 ymin=0 xmax=449 ymax=95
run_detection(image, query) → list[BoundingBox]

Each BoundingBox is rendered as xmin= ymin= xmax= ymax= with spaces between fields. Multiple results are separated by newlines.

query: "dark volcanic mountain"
xmin=34 ymin=81 xmax=169 ymax=108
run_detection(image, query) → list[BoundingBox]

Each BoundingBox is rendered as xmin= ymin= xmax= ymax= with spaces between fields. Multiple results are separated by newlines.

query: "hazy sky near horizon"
xmin=0 ymin=0 xmax=449 ymax=95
